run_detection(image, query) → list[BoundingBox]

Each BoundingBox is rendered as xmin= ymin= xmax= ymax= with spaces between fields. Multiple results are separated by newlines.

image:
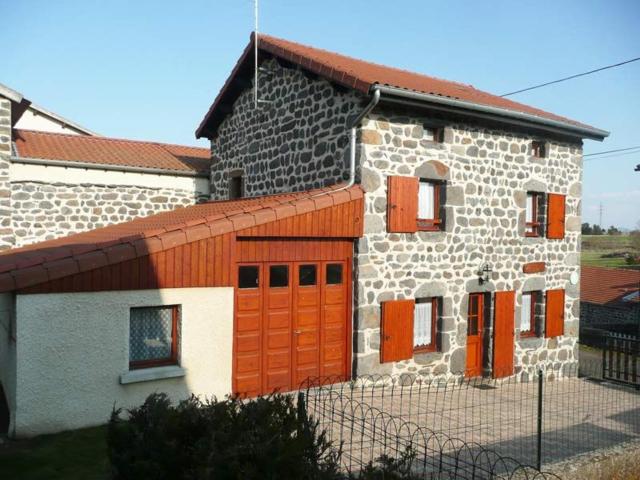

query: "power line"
xmin=583 ymin=150 xmax=640 ymax=162
xmin=501 ymin=56 xmax=640 ymax=97
xmin=584 ymin=145 xmax=640 ymax=156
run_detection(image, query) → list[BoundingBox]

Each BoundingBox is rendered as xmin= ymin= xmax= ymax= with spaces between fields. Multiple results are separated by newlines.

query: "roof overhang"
xmin=0 ymin=83 xmax=31 ymax=126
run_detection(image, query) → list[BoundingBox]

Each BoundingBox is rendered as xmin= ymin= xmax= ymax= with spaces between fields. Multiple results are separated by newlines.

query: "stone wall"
xmin=0 ymin=99 xmax=12 ymax=251
xmin=9 ymin=181 xmax=198 ymax=247
xmin=209 ymin=59 xmax=363 ymax=199
xmin=354 ymin=109 xmax=583 ymax=378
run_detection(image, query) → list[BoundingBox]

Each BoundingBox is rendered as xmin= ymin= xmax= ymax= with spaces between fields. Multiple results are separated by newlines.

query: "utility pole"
xmin=599 ymin=202 xmax=603 ymax=228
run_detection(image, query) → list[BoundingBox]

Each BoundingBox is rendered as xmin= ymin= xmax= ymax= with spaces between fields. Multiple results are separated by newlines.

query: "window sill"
xmin=120 ymin=365 xmax=186 ymax=385
xmin=518 ymin=336 xmax=544 ymax=349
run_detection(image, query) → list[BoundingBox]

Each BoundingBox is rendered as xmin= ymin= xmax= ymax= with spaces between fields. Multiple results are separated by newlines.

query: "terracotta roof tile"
xmin=581 ymin=266 xmax=640 ymax=306
xmin=196 ymin=33 xmax=603 ymax=139
xmin=13 ymin=129 xmax=211 ymax=174
xmin=0 ymin=184 xmax=362 ymax=292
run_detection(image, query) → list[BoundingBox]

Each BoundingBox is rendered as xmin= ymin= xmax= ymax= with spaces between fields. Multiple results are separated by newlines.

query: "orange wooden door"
xmin=466 ymin=293 xmax=484 ymax=377
xmin=492 ymin=291 xmax=515 ymax=379
xmin=320 ymin=261 xmax=348 ymax=379
xmin=292 ymin=263 xmax=322 ymax=388
xmin=234 ymin=264 xmax=263 ymax=397
xmin=263 ymin=264 xmax=292 ymax=393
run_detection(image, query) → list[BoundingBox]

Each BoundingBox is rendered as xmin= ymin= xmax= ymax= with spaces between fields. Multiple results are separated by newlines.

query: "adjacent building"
xmin=0 ymin=33 xmax=608 ymax=437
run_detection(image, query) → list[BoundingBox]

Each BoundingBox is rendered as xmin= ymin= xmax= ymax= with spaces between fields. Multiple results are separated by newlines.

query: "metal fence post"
xmin=536 ymin=368 xmax=543 ymax=471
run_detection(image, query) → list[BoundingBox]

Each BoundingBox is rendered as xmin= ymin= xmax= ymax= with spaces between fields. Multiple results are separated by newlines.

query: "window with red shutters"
xmin=545 ymin=289 xmax=565 ymax=338
xmin=546 ymin=194 xmax=566 ymax=239
xmin=380 ymin=299 xmax=415 ymax=363
xmin=387 ymin=176 xmax=419 ymax=233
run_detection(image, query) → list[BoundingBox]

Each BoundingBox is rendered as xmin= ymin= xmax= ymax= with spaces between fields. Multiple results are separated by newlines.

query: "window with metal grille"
xmin=129 ymin=306 xmax=180 ymax=369
xmin=414 ymin=298 xmax=439 ymax=353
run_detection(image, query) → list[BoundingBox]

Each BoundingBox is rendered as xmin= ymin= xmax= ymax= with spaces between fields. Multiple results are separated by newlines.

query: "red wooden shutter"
xmin=380 ymin=299 xmax=415 ymax=363
xmin=493 ymin=291 xmax=515 ymax=379
xmin=387 ymin=176 xmax=418 ymax=233
xmin=545 ymin=289 xmax=565 ymax=338
xmin=546 ymin=194 xmax=566 ymax=239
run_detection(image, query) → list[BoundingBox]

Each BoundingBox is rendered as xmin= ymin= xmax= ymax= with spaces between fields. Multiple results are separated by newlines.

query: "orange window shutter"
xmin=547 ymin=194 xmax=566 ymax=239
xmin=380 ymin=299 xmax=415 ymax=363
xmin=387 ymin=176 xmax=419 ymax=233
xmin=545 ymin=289 xmax=565 ymax=338
xmin=493 ymin=291 xmax=515 ymax=379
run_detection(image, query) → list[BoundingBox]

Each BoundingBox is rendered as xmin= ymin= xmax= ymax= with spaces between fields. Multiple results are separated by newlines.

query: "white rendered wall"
xmin=0 ymin=292 xmax=16 ymax=432
xmin=14 ymin=108 xmax=87 ymax=135
xmin=10 ymin=161 xmax=210 ymax=194
xmin=14 ymin=287 xmax=233 ymax=437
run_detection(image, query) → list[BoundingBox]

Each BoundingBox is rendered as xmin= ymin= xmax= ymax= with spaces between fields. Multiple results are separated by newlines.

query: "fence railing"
xmin=301 ymin=359 xmax=640 ymax=477
xmin=603 ymin=333 xmax=640 ymax=385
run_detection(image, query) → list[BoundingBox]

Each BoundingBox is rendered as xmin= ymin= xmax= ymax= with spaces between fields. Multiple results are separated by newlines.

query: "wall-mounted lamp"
xmin=478 ymin=263 xmax=493 ymax=284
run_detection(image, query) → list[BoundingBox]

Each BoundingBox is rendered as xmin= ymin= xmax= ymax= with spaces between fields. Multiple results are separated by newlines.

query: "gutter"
xmin=374 ymin=85 xmax=609 ymax=141
xmin=10 ymin=156 xmax=210 ymax=178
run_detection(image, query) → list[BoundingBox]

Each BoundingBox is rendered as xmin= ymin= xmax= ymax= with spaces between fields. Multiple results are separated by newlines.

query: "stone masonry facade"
xmin=209 ymin=59 xmax=362 ymax=200
xmin=0 ymin=99 xmax=12 ymax=251
xmin=8 ymin=182 xmax=198 ymax=248
xmin=353 ymin=109 xmax=583 ymax=379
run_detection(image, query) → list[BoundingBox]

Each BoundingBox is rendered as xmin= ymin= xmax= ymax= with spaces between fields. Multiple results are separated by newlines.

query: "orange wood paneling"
xmin=545 ymin=289 xmax=565 ymax=338
xmin=466 ymin=293 xmax=484 ymax=377
xmin=547 ymin=194 xmax=566 ymax=239
xmin=380 ymin=299 xmax=415 ymax=363
xmin=387 ymin=176 xmax=419 ymax=233
xmin=492 ymin=291 xmax=515 ymax=379
xmin=236 ymin=239 xmax=353 ymax=263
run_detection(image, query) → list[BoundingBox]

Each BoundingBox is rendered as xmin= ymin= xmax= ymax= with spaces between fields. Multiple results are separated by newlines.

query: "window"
xmin=467 ymin=293 xmax=483 ymax=336
xmin=414 ymin=298 xmax=439 ymax=353
xmin=269 ymin=265 xmax=289 ymax=288
xmin=229 ymin=171 xmax=244 ymax=199
xmin=525 ymin=192 xmax=541 ymax=237
xmin=423 ymin=125 xmax=444 ymax=143
xmin=326 ymin=264 xmax=343 ymax=285
xmin=238 ymin=266 xmax=259 ymax=289
xmin=299 ymin=264 xmax=317 ymax=286
xmin=129 ymin=306 xmax=179 ymax=370
xmin=531 ymin=141 xmax=546 ymax=158
xmin=417 ymin=180 xmax=442 ymax=231
xmin=520 ymin=292 xmax=540 ymax=337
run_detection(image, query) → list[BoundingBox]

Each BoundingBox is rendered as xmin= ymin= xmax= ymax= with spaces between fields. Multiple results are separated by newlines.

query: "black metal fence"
xmin=300 ymin=359 xmax=640 ymax=478
xmin=603 ymin=333 xmax=640 ymax=385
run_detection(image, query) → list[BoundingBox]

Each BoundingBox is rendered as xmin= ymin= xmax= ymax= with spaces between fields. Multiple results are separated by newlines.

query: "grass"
xmin=0 ymin=426 xmax=108 ymax=480
xmin=581 ymin=234 xmax=640 ymax=270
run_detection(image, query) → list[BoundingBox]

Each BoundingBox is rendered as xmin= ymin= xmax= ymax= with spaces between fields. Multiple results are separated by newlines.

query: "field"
xmin=582 ymin=235 xmax=640 ymax=270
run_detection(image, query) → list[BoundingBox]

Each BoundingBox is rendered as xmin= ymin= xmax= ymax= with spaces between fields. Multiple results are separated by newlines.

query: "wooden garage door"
xmin=234 ymin=260 xmax=349 ymax=397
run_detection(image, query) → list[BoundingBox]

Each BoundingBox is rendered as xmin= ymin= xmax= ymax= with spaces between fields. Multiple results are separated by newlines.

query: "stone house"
xmin=0 ymin=33 xmax=608 ymax=437
xmin=580 ymin=266 xmax=639 ymax=333
xmin=0 ymin=83 xmax=211 ymax=251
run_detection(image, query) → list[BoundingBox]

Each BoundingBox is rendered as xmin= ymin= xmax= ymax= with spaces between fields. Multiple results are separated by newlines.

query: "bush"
xmin=107 ymin=393 xmax=342 ymax=480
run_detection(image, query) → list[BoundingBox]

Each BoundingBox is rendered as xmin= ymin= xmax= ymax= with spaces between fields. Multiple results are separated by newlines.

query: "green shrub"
xmin=107 ymin=393 xmax=342 ymax=480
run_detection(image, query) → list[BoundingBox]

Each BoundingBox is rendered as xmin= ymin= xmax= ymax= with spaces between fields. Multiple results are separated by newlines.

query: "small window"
xmin=520 ymin=292 xmax=541 ymax=337
xmin=269 ymin=265 xmax=289 ymax=288
xmin=229 ymin=171 xmax=244 ymax=199
xmin=525 ymin=192 xmax=541 ymax=237
xmin=423 ymin=125 xmax=444 ymax=143
xmin=417 ymin=180 xmax=442 ymax=231
xmin=326 ymin=264 xmax=343 ymax=285
xmin=467 ymin=293 xmax=483 ymax=336
xmin=414 ymin=298 xmax=439 ymax=353
xmin=299 ymin=265 xmax=317 ymax=286
xmin=129 ymin=306 xmax=179 ymax=370
xmin=238 ymin=266 xmax=259 ymax=289
xmin=531 ymin=141 xmax=546 ymax=158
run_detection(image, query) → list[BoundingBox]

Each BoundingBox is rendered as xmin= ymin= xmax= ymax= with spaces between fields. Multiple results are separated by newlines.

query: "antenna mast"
xmin=254 ymin=0 xmax=258 ymax=108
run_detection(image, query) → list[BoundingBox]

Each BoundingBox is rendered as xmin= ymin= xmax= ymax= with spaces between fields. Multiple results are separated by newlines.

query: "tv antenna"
xmin=254 ymin=0 xmax=258 ymax=108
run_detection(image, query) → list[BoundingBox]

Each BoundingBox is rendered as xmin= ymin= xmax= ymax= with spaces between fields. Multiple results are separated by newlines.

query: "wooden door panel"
xmin=236 ymin=333 xmax=260 ymax=352
xmin=380 ymin=299 xmax=415 ymax=362
xmin=465 ymin=293 xmax=484 ymax=377
xmin=493 ymin=291 xmax=515 ymax=379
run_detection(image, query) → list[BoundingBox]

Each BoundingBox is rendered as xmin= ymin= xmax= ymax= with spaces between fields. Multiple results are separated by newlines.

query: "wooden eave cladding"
xmin=14 ymin=187 xmax=363 ymax=294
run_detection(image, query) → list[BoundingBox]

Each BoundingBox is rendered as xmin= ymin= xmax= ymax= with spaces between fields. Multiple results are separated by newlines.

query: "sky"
xmin=2 ymin=0 xmax=639 ymax=228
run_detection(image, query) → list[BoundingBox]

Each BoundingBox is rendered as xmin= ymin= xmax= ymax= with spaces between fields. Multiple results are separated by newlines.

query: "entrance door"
xmin=466 ymin=293 xmax=484 ymax=377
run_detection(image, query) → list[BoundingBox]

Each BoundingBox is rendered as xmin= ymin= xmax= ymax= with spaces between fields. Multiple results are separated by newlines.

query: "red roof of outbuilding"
xmin=581 ymin=266 xmax=640 ymax=306
xmin=0 ymin=184 xmax=363 ymax=293
xmin=196 ymin=33 xmax=605 ymax=139
xmin=13 ymin=129 xmax=211 ymax=175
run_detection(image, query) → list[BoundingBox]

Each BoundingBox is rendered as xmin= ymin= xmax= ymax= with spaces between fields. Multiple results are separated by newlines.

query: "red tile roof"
xmin=581 ymin=266 xmax=640 ymax=306
xmin=196 ymin=33 xmax=603 ymax=139
xmin=0 ymin=184 xmax=363 ymax=292
xmin=13 ymin=129 xmax=211 ymax=175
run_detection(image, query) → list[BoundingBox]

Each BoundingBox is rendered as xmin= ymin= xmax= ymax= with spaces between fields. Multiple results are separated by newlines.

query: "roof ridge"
xmin=258 ymin=33 xmax=475 ymax=92
xmin=14 ymin=128 xmax=209 ymax=153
